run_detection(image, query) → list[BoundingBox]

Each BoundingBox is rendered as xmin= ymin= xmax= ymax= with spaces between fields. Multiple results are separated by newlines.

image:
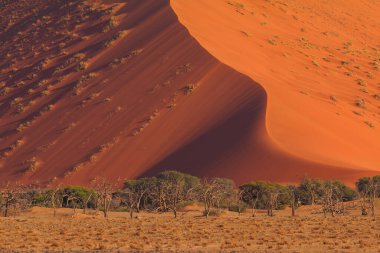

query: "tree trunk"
xmin=370 ymin=190 xmax=375 ymax=217
xmin=4 ymin=201 xmax=9 ymax=217
xmin=291 ymin=204 xmax=295 ymax=217
xmin=103 ymin=199 xmax=107 ymax=218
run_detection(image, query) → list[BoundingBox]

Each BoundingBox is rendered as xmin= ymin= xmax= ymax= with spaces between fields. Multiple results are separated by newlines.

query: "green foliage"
xmin=240 ymin=181 xmax=289 ymax=210
xmin=298 ymin=178 xmax=324 ymax=205
xmin=61 ymin=186 xmax=94 ymax=208
xmin=329 ymin=180 xmax=357 ymax=201
xmin=356 ymin=176 xmax=380 ymax=197
xmin=32 ymin=195 xmax=47 ymax=206
xmin=210 ymin=178 xmax=235 ymax=208
xmin=157 ymin=170 xmax=200 ymax=190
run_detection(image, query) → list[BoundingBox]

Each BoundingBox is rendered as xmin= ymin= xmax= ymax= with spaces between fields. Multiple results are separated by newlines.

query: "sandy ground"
xmin=0 ymin=203 xmax=379 ymax=252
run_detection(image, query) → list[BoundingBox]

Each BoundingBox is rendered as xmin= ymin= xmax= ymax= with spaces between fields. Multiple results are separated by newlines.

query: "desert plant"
xmin=298 ymin=178 xmax=324 ymax=205
xmin=77 ymin=61 xmax=89 ymax=71
xmin=91 ymin=177 xmax=116 ymax=218
xmin=0 ymin=182 xmax=31 ymax=217
xmin=121 ymin=177 xmax=155 ymax=218
xmin=154 ymin=171 xmax=200 ymax=218
xmin=198 ymin=178 xmax=235 ymax=218
xmin=356 ymin=176 xmax=380 ymax=217
xmin=320 ymin=180 xmax=355 ymax=217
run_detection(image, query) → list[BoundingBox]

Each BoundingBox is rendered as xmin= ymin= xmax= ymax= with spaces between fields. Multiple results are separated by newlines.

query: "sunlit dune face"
xmin=0 ymin=0 xmax=378 ymax=185
xmin=171 ymin=0 xmax=380 ymax=172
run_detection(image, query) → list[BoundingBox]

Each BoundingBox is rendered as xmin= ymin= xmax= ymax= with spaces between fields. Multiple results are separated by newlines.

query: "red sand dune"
xmin=0 ymin=0 xmax=378 ymax=186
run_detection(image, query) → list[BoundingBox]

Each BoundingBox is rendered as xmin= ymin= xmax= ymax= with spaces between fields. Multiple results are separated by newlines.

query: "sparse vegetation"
xmin=0 ymin=171 xmax=379 ymax=252
xmin=102 ymin=17 xmax=119 ymax=33
xmin=103 ymin=30 xmax=129 ymax=48
xmin=364 ymin=121 xmax=374 ymax=128
xmin=329 ymin=95 xmax=337 ymax=102
xmin=268 ymin=39 xmax=277 ymax=45
xmin=76 ymin=61 xmax=89 ymax=71
xmin=355 ymin=99 xmax=365 ymax=108
xmin=356 ymin=79 xmax=367 ymax=87
xmin=184 ymin=83 xmax=197 ymax=94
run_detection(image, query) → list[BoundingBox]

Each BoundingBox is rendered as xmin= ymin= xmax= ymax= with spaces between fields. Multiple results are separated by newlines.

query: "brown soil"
xmin=0 ymin=203 xmax=379 ymax=252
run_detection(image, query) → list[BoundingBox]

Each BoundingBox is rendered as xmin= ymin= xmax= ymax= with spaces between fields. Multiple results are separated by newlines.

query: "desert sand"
xmin=0 ymin=203 xmax=379 ymax=252
xmin=171 ymin=0 xmax=380 ymax=177
xmin=0 ymin=0 xmax=379 ymax=187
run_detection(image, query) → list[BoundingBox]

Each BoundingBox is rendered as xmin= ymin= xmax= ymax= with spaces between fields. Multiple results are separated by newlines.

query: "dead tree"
xmin=154 ymin=171 xmax=199 ymax=218
xmin=82 ymin=191 xmax=93 ymax=214
xmin=233 ymin=189 xmax=245 ymax=215
xmin=198 ymin=179 xmax=219 ymax=218
xmin=265 ymin=189 xmax=279 ymax=217
xmin=92 ymin=177 xmax=116 ymax=218
xmin=240 ymin=188 xmax=260 ymax=217
xmin=49 ymin=187 xmax=63 ymax=217
xmin=158 ymin=177 xmax=184 ymax=218
xmin=0 ymin=182 xmax=29 ymax=217
xmin=321 ymin=183 xmax=335 ymax=217
xmin=197 ymin=178 xmax=233 ymax=218
xmin=368 ymin=178 xmax=379 ymax=218
xmin=356 ymin=176 xmax=379 ymax=217
xmin=288 ymin=185 xmax=298 ymax=217
xmin=123 ymin=179 xmax=151 ymax=219
xmin=320 ymin=181 xmax=345 ymax=217
xmin=301 ymin=178 xmax=322 ymax=205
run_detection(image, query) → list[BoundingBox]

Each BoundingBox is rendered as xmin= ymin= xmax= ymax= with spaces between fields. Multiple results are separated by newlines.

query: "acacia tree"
xmin=198 ymin=178 xmax=217 ymax=218
xmin=319 ymin=180 xmax=356 ymax=217
xmin=356 ymin=176 xmax=380 ymax=217
xmin=155 ymin=171 xmax=199 ymax=218
xmin=298 ymin=178 xmax=323 ymax=205
xmin=122 ymin=177 xmax=154 ymax=219
xmin=48 ymin=186 xmax=63 ymax=217
xmin=231 ymin=188 xmax=245 ymax=215
xmin=240 ymin=182 xmax=288 ymax=217
xmin=0 ymin=182 xmax=30 ymax=217
xmin=287 ymin=185 xmax=299 ymax=217
xmin=369 ymin=176 xmax=380 ymax=217
xmin=61 ymin=186 xmax=94 ymax=214
xmin=91 ymin=177 xmax=116 ymax=218
xmin=198 ymin=178 xmax=234 ymax=218
xmin=263 ymin=185 xmax=280 ymax=217
xmin=240 ymin=183 xmax=261 ymax=217
xmin=321 ymin=181 xmax=338 ymax=217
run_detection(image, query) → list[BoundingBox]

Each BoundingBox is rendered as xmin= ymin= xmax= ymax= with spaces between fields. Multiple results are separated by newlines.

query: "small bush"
xmin=355 ymin=99 xmax=365 ymax=108
xmin=356 ymin=79 xmax=367 ymax=87
xmin=228 ymin=203 xmax=249 ymax=213
xmin=184 ymin=84 xmax=197 ymax=94
xmin=203 ymin=209 xmax=223 ymax=217
xmin=77 ymin=61 xmax=89 ymax=71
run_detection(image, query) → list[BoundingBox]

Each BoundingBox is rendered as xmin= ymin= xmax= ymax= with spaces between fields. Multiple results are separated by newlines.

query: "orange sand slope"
xmin=171 ymin=0 xmax=380 ymax=173
xmin=0 ymin=0 xmax=378 ymax=186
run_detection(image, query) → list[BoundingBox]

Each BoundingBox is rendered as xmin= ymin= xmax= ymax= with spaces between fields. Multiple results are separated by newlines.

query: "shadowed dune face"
xmin=0 ymin=0 xmax=377 ymax=186
xmin=171 ymin=0 xmax=380 ymax=173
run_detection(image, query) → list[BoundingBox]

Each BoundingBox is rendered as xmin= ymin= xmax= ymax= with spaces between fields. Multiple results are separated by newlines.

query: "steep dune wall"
xmin=171 ymin=0 xmax=380 ymax=175
xmin=0 ymin=0 xmax=376 ymax=186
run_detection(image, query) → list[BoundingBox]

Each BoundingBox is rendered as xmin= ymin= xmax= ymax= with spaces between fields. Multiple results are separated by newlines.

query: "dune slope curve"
xmin=171 ymin=0 xmax=380 ymax=177
xmin=0 ymin=0 xmax=373 ymax=186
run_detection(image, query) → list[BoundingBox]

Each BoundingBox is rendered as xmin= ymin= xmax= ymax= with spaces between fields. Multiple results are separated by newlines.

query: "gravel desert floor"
xmin=1 ymin=203 xmax=379 ymax=252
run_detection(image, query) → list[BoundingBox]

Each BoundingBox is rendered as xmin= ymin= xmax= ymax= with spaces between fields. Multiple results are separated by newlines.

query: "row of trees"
xmin=0 ymin=171 xmax=379 ymax=218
